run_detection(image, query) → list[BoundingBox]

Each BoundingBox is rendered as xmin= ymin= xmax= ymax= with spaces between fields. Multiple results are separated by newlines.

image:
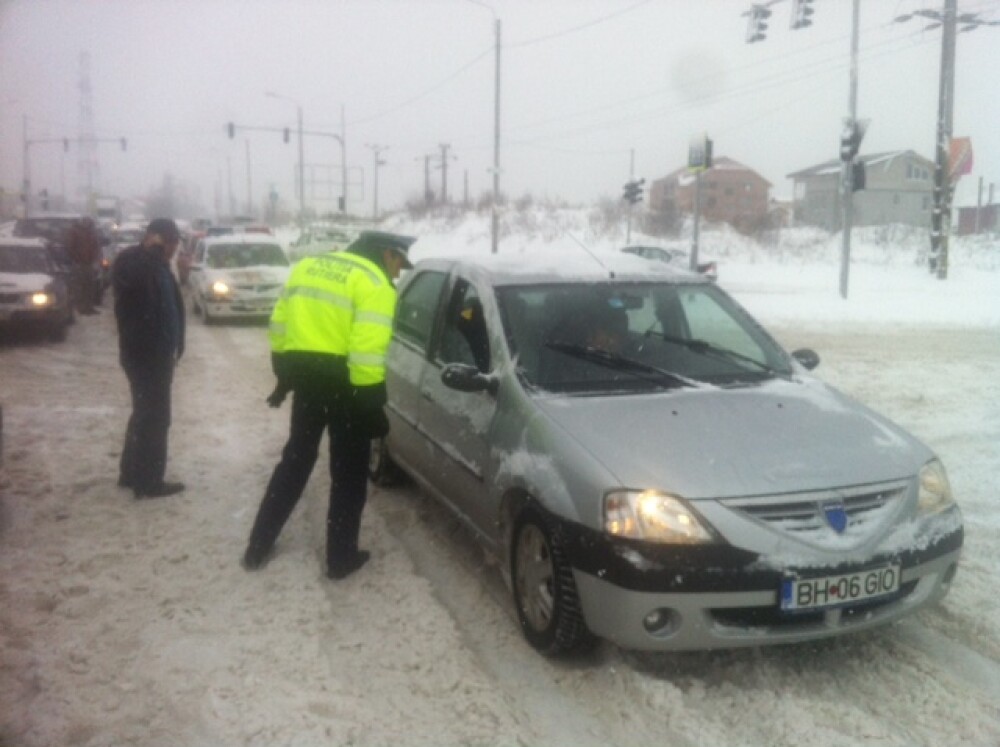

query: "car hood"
xmin=533 ymin=377 xmax=929 ymax=500
xmin=205 ymin=266 xmax=288 ymax=284
xmin=0 ymin=271 xmax=54 ymax=291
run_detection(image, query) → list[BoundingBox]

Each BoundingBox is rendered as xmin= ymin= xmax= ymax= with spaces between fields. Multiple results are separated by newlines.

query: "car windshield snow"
xmin=206 ymin=244 xmax=288 ymax=269
xmin=496 ymin=281 xmax=792 ymax=393
xmin=0 ymin=245 xmax=50 ymax=274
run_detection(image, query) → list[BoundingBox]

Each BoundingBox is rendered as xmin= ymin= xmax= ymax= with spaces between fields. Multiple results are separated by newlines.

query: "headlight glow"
xmin=605 ymin=490 xmax=714 ymax=544
xmin=31 ymin=292 xmax=51 ymax=306
xmin=918 ymin=459 xmax=955 ymax=515
xmin=211 ymin=280 xmax=231 ymax=296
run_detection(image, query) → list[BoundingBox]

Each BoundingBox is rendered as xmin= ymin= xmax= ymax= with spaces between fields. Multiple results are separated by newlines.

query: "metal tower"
xmin=77 ymin=51 xmax=99 ymax=204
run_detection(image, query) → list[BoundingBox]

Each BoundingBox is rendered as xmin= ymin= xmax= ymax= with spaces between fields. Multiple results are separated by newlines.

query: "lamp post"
xmin=266 ymin=91 xmax=305 ymax=222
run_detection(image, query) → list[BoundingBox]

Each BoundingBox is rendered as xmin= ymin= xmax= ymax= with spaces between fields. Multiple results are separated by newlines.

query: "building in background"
xmin=788 ymin=150 xmax=934 ymax=231
xmin=649 ymin=156 xmax=771 ymax=234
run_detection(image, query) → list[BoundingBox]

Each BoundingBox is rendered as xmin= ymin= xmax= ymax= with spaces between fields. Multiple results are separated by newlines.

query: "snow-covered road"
xmin=1 ymin=265 xmax=999 ymax=746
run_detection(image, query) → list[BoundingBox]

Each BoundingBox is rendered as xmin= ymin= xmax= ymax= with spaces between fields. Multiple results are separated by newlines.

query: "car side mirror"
xmin=791 ymin=348 xmax=820 ymax=370
xmin=441 ymin=363 xmax=498 ymax=395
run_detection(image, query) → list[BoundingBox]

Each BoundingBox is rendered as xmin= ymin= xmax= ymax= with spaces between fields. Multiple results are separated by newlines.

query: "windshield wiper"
xmin=544 ymin=341 xmax=706 ymax=389
xmin=643 ymin=330 xmax=781 ymax=377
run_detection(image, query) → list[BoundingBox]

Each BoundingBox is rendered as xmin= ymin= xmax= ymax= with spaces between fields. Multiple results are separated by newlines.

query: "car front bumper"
xmin=562 ymin=512 xmax=963 ymax=651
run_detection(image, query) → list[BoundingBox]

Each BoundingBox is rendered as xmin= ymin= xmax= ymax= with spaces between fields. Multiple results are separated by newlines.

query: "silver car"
xmin=375 ymin=254 xmax=963 ymax=655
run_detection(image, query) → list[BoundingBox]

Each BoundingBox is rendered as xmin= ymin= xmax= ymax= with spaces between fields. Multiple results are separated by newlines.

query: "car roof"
xmin=0 ymin=238 xmax=47 ymax=249
xmin=201 ymin=235 xmax=282 ymax=247
xmin=410 ymin=251 xmax=707 ymax=287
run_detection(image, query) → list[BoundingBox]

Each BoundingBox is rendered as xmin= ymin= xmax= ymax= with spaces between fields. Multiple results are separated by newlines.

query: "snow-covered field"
xmin=2 ymin=213 xmax=999 ymax=746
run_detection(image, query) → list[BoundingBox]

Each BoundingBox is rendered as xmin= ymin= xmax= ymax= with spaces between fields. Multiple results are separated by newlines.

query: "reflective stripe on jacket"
xmin=269 ymin=252 xmax=396 ymax=386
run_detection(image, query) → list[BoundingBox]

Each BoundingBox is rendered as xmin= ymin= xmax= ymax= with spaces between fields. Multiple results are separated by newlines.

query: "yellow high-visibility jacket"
xmin=269 ymin=251 xmax=396 ymax=386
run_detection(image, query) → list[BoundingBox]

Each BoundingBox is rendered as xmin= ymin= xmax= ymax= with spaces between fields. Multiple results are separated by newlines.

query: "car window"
xmin=497 ymin=281 xmax=790 ymax=392
xmin=0 ymin=245 xmax=49 ymax=274
xmin=437 ymin=280 xmax=491 ymax=372
xmin=395 ymin=270 xmax=448 ymax=351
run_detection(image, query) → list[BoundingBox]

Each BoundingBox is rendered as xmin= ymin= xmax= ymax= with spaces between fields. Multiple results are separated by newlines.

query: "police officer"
xmin=242 ymin=230 xmax=414 ymax=579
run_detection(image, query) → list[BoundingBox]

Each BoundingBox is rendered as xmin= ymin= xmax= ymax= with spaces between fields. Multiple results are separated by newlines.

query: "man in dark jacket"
xmin=113 ymin=218 xmax=186 ymax=499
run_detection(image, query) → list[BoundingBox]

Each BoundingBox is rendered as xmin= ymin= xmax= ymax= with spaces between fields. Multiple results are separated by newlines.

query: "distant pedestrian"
xmin=242 ymin=230 xmax=414 ymax=579
xmin=112 ymin=218 xmax=186 ymax=499
xmin=68 ymin=217 xmax=100 ymax=314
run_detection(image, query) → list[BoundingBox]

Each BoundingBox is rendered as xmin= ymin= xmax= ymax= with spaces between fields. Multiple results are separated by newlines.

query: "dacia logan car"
xmin=188 ymin=235 xmax=290 ymax=323
xmin=373 ymin=253 xmax=963 ymax=655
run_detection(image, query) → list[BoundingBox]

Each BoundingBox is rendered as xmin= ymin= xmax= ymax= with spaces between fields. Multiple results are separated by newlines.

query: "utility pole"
xmin=438 ymin=143 xmax=454 ymax=204
xmin=245 ymin=139 xmax=253 ymax=216
xmin=895 ymin=3 xmax=998 ymax=279
xmin=839 ymin=0 xmax=861 ymax=299
xmin=626 ymin=149 xmax=636 ymax=243
xmin=418 ymin=154 xmax=432 ymax=206
xmin=366 ymin=144 xmax=387 ymax=220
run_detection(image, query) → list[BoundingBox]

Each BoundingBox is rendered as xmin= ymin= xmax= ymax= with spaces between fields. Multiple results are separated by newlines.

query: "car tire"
xmin=368 ymin=437 xmax=403 ymax=486
xmin=511 ymin=504 xmax=594 ymax=655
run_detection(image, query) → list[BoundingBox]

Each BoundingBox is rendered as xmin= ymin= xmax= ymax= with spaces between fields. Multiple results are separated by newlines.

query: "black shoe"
xmin=327 ymin=550 xmax=370 ymax=580
xmin=117 ymin=477 xmax=135 ymax=489
xmin=241 ymin=546 xmax=271 ymax=571
xmin=134 ymin=481 xmax=185 ymax=499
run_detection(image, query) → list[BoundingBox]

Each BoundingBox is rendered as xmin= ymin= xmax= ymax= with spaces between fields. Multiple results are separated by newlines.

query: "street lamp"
xmin=265 ymin=91 xmax=305 ymax=222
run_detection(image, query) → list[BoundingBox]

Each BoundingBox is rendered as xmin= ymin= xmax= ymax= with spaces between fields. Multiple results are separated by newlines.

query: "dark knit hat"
xmin=146 ymin=218 xmax=181 ymax=243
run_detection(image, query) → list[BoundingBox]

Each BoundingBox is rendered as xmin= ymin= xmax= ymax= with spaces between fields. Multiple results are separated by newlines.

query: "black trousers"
xmin=246 ymin=387 xmax=370 ymax=567
xmin=120 ymin=360 xmax=174 ymax=491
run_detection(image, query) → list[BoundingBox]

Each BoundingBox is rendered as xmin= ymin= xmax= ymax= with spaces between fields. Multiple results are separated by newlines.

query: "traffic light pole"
xmin=626 ymin=149 xmax=635 ymax=244
xmin=839 ymin=0 xmax=860 ymax=299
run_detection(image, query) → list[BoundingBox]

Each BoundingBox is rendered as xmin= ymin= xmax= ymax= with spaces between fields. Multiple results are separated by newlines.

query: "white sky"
xmin=2 ymin=0 xmax=999 ymax=216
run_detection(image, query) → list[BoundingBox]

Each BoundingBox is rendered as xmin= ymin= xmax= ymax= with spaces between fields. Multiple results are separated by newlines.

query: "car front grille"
xmin=0 ymin=293 xmax=23 ymax=303
xmin=720 ymin=481 xmax=908 ymax=549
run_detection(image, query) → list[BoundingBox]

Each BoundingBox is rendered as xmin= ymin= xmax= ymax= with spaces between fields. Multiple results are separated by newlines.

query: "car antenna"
xmin=561 ymin=228 xmax=615 ymax=280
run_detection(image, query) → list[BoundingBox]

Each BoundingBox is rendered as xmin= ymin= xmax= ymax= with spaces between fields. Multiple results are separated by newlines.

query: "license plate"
xmin=780 ymin=564 xmax=901 ymax=612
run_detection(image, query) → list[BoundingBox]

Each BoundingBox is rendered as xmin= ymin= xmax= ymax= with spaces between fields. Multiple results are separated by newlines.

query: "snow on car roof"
xmin=412 ymin=248 xmax=705 ymax=287
xmin=0 ymin=237 xmax=47 ymax=248
xmin=202 ymin=234 xmax=283 ymax=247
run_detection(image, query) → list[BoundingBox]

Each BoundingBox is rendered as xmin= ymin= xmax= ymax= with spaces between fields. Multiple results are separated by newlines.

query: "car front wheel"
xmin=511 ymin=505 xmax=594 ymax=655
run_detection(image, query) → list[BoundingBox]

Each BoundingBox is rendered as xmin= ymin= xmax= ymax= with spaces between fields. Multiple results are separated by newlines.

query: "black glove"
xmin=266 ymin=381 xmax=290 ymax=408
xmin=352 ymin=383 xmax=389 ymax=439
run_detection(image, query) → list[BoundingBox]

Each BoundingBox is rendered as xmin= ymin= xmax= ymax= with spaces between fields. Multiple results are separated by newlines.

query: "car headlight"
xmin=604 ymin=489 xmax=715 ymax=544
xmin=211 ymin=280 xmax=231 ymax=296
xmin=918 ymin=459 xmax=955 ymax=515
xmin=31 ymin=292 xmax=52 ymax=307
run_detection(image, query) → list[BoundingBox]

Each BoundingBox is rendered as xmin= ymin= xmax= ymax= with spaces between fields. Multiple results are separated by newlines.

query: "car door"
xmin=415 ymin=275 xmax=500 ymax=538
xmin=384 ymin=268 xmax=449 ymax=472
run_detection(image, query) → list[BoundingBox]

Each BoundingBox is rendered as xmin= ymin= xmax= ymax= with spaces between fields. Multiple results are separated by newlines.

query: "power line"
xmin=505 ymin=0 xmax=655 ymax=48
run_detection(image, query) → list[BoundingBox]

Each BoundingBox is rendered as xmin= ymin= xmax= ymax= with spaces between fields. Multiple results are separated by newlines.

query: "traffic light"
xmin=704 ymin=137 xmax=714 ymax=169
xmin=839 ymin=119 xmax=868 ymax=162
xmin=622 ymin=179 xmax=645 ymax=205
xmin=120 ymin=137 xmax=127 ymax=152
xmin=745 ymin=4 xmax=771 ymax=43
xmin=226 ymin=122 xmax=235 ymax=139
xmin=40 ymin=188 xmax=49 ymax=211
xmin=63 ymin=138 xmax=70 ymax=152
xmin=851 ymin=161 xmax=866 ymax=192
xmin=283 ymin=127 xmax=290 ymax=144
xmin=791 ymin=0 xmax=815 ymax=29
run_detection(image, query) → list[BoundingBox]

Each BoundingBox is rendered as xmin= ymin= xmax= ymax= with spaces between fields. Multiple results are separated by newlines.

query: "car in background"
xmin=372 ymin=253 xmax=963 ymax=656
xmin=102 ymin=222 xmax=145 ymax=291
xmin=289 ymin=224 xmax=356 ymax=261
xmin=188 ymin=235 xmax=290 ymax=323
xmin=622 ymin=244 xmax=718 ymax=281
xmin=0 ymin=238 xmax=74 ymax=341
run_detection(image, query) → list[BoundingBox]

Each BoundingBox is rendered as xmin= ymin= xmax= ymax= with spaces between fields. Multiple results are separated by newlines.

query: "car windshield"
xmin=0 ymin=245 xmax=50 ymax=274
xmin=206 ymin=244 xmax=288 ymax=269
xmin=114 ymin=230 xmax=143 ymax=244
xmin=496 ymin=281 xmax=792 ymax=393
